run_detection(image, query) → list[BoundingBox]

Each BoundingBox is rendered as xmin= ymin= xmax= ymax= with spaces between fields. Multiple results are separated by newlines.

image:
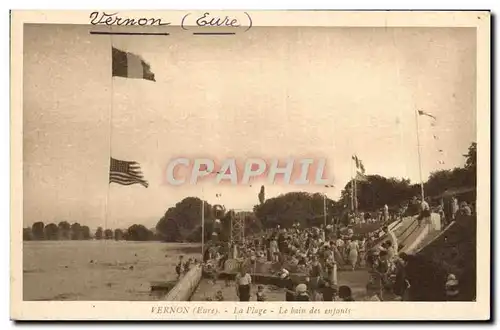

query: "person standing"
xmin=309 ymin=256 xmax=323 ymax=301
xmin=347 ymin=239 xmax=359 ymax=271
xmin=235 ymin=267 xmax=252 ymax=301
xmin=418 ymin=198 xmax=430 ymax=226
xmin=451 ymin=196 xmax=459 ymax=221
xmin=321 ymin=279 xmax=337 ymax=301
xmin=269 ymin=236 xmax=279 ymax=262
xmin=383 ymin=204 xmax=389 ymax=223
xmin=282 ymin=272 xmax=296 ymax=301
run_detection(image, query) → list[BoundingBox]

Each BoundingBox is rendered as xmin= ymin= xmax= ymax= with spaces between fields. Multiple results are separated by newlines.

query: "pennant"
xmin=359 ymin=160 xmax=366 ymax=174
xmin=418 ymin=110 xmax=437 ymax=120
xmin=112 ymin=47 xmax=156 ymax=82
xmin=352 ymin=155 xmax=360 ymax=169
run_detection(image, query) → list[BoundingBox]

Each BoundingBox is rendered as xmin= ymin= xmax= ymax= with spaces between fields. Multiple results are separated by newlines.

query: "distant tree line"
xmin=25 ymin=143 xmax=476 ymax=244
xmin=153 ymin=143 xmax=477 ymax=243
xmin=23 ymin=221 xmax=159 ymax=241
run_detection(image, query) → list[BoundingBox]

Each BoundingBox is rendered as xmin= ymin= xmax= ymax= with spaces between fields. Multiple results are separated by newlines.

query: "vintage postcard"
xmin=10 ymin=10 xmax=490 ymax=321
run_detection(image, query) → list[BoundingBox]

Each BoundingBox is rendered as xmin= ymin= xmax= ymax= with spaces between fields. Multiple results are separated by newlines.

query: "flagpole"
xmin=201 ymin=191 xmax=205 ymax=258
xmin=323 ymin=194 xmax=327 ymax=228
xmin=350 ymin=158 xmax=354 ymax=212
xmin=415 ymin=110 xmax=425 ymax=200
xmin=104 ymin=34 xmax=115 ymax=236
xmin=354 ymin=176 xmax=357 ymax=213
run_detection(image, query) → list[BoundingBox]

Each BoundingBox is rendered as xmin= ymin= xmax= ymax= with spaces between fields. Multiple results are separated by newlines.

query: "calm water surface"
xmin=23 ymin=240 xmax=201 ymax=301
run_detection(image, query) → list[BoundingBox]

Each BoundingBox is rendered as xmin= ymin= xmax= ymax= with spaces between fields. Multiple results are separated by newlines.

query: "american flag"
xmin=109 ymin=157 xmax=148 ymax=188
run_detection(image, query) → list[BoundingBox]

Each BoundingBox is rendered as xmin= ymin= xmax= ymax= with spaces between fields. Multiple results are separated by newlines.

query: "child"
xmin=256 ymin=285 xmax=266 ymax=301
xmin=321 ymin=279 xmax=337 ymax=301
xmin=365 ymin=283 xmax=381 ymax=301
xmin=338 ymin=285 xmax=355 ymax=301
xmin=184 ymin=258 xmax=192 ymax=274
xmin=295 ymin=284 xmax=310 ymax=301
xmin=175 ymin=256 xmax=184 ymax=278
xmin=215 ymin=290 xmax=224 ymax=301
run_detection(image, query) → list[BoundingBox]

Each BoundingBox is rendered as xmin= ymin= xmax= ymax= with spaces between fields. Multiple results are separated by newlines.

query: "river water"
xmin=23 ymin=240 xmax=201 ymax=301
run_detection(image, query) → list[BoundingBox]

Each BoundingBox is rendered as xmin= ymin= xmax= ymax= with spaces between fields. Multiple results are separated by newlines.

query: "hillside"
xmin=405 ymin=215 xmax=476 ymax=301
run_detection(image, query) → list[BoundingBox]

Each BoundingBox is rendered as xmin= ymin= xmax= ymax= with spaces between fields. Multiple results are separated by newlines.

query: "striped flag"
xmin=359 ymin=160 xmax=365 ymax=174
xmin=352 ymin=155 xmax=366 ymax=174
xmin=112 ymin=47 xmax=156 ymax=82
xmin=109 ymin=157 xmax=149 ymax=188
xmin=352 ymin=155 xmax=360 ymax=168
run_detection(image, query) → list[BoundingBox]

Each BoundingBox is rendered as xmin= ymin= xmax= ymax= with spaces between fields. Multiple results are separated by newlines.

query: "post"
xmin=414 ymin=110 xmax=425 ymax=200
xmin=331 ymin=263 xmax=338 ymax=286
xmin=353 ymin=177 xmax=357 ymax=213
xmin=350 ymin=159 xmax=355 ymax=211
xmin=241 ymin=213 xmax=245 ymax=243
xmin=201 ymin=200 xmax=205 ymax=258
xmin=323 ymin=194 xmax=327 ymax=228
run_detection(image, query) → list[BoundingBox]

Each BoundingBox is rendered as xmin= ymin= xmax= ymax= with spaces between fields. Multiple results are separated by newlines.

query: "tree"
xmin=463 ymin=142 xmax=477 ymax=187
xmin=258 ymin=185 xmax=265 ymax=205
xmin=156 ymin=217 xmax=182 ymax=242
xmin=125 ymin=224 xmax=154 ymax=241
xmin=337 ymin=175 xmax=417 ymax=214
xmin=58 ymin=221 xmax=71 ymax=240
xmin=253 ymin=191 xmax=334 ymax=228
xmin=23 ymin=228 xmax=33 ymax=241
xmin=243 ymin=212 xmax=263 ymax=236
xmin=104 ymin=229 xmax=113 ymax=240
xmin=95 ymin=227 xmax=103 ymax=240
xmin=44 ymin=223 xmax=59 ymax=240
xmin=81 ymin=226 xmax=91 ymax=240
xmin=71 ymin=223 xmax=83 ymax=240
xmin=464 ymin=142 xmax=477 ymax=171
xmin=31 ymin=222 xmax=45 ymax=240
xmin=114 ymin=229 xmax=124 ymax=241
xmin=155 ymin=197 xmax=214 ymax=242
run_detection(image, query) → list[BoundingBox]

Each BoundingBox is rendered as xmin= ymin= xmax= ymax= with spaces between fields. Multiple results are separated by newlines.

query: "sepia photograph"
xmin=10 ymin=10 xmax=490 ymax=320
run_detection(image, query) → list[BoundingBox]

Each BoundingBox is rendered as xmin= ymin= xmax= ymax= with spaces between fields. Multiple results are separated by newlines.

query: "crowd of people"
xmin=199 ymin=215 xmax=404 ymax=301
xmin=173 ymin=194 xmax=473 ymax=302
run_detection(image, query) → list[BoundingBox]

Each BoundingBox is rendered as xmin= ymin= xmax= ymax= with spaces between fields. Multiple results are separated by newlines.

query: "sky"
xmin=23 ymin=24 xmax=476 ymax=230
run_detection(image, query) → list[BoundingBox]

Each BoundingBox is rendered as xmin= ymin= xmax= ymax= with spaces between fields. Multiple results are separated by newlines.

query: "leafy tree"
xmin=114 ymin=229 xmax=124 ymax=240
xmin=58 ymin=221 xmax=71 ymax=240
xmin=242 ymin=212 xmax=263 ymax=236
xmin=125 ymin=224 xmax=154 ymax=241
xmin=81 ymin=226 xmax=91 ymax=240
xmin=156 ymin=217 xmax=182 ymax=242
xmin=95 ymin=227 xmax=103 ymax=240
xmin=23 ymin=228 xmax=33 ymax=241
xmin=155 ymin=197 xmax=214 ymax=242
xmin=31 ymin=222 xmax=45 ymax=240
xmin=258 ymin=185 xmax=265 ymax=205
xmin=44 ymin=223 xmax=59 ymax=240
xmin=253 ymin=192 xmax=333 ymax=228
xmin=71 ymin=223 xmax=83 ymax=240
xmin=464 ymin=142 xmax=477 ymax=171
xmin=104 ymin=229 xmax=113 ymax=240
